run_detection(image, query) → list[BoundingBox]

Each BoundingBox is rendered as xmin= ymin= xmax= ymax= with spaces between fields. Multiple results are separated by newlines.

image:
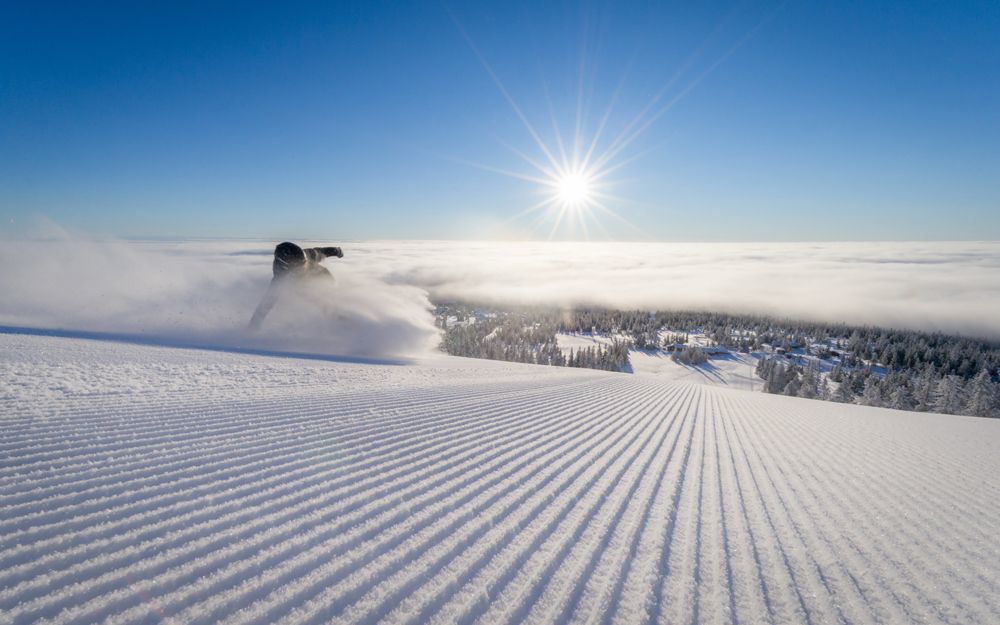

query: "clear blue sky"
xmin=2 ymin=1 xmax=998 ymax=240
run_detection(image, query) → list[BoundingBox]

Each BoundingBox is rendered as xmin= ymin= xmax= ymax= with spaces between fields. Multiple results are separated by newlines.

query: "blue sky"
xmin=2 ymin=1 xmax=998 ymax=240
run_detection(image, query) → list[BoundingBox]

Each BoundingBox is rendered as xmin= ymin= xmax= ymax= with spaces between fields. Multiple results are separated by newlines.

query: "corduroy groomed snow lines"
xmin=2 ymin=334 xmax=998 ymax=625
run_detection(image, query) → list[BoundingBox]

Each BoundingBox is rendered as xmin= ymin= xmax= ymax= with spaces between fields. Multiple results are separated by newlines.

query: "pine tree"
xmin=832 ymin=380 xmax=855 ymax=403
xmin=797 ymin=370 xmax=817 ymax=399
xmin=829 ymin=362 xmax=844 ymax=383
xmin=783 ymin=375 xmax=802 ymax=397
xmin=755 ymin=355 xmax=769 ymax=377
xmin=849 ymin=370 xmax=867 ymax=396
xmin=934 ymin=375 xmax=964 ymax=414
xmin=861 ymin=377 xmax=883 ymax=407
xmin=888 ymin=384 xmax=914 ymax=411
xmin=765 ymin=365 xmax=782 ymax=394
xmin=911 ymin=367 xmax=937 ymax=412
xmin=963 ymin=369 xmax=997 ymax=417
xmin=817 ymin=376 xmax=831 ymax=401
xmin=797 ymin=361 xmax=821 ymax=399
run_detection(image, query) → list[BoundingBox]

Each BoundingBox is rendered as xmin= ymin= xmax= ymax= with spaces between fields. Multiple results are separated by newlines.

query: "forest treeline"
xmin=439 ymin=310 xmax=630 ymax=371
xmin=435 ymin=303 xmax=1000 ymax=417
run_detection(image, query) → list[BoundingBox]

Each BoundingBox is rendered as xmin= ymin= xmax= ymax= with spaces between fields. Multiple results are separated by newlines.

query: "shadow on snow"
xmin=0 ymin=325 xmax=413 ymax=366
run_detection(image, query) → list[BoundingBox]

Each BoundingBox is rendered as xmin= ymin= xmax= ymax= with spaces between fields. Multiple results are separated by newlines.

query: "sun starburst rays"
xmin=447 ymin=2 xmax=783 ymax=240
xmin=516 ymin=142 xmax=634 ymax=240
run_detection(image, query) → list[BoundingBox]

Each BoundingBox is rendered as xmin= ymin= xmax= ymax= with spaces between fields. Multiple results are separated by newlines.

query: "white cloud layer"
xmin=359 ymin=240 xmax=1000 ymax=338
xmin=2 ymin=227 xmax=999 ymax=358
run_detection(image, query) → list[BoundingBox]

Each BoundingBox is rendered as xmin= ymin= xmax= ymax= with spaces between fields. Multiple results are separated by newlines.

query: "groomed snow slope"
xmin=2 ymin=333 xmax=999 ymax=625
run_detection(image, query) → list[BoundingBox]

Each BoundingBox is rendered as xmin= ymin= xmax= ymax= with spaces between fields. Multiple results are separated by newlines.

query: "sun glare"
xmin=450 ymin=14 xmax=645 ymax=239
xmin=556 ymin=172 xmax=592 ymax=206
xmin=451 ymin=3 xmax=786 ymax=239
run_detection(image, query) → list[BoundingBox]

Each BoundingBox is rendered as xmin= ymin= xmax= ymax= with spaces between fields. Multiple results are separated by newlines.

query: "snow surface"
xmin=628 ymin=350 xmax=761 ymax=391
xmin=557 ymin=333 xmax=761 ymax=390
xmin=2 ymin=332 xmax=999 ymax=625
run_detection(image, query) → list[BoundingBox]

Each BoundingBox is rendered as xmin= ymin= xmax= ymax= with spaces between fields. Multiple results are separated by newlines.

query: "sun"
xmin=555 ymin=171 xmax=593 ymax=207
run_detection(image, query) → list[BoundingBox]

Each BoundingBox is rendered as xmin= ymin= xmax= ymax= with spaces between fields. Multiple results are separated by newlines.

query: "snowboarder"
xmin=248 ymin=241 xmax=344 ymax=330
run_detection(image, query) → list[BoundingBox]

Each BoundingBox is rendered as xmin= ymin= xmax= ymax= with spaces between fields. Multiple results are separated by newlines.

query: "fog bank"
xmin=356 ymin=240 xmax=1000 ymax=338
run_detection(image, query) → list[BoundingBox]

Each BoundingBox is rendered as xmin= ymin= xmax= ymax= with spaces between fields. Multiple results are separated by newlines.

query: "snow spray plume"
xmin=0 ymin=228 xmax=439 ymax=359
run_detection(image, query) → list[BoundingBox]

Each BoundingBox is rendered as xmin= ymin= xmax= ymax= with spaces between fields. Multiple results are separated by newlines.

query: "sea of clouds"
xmin=367 ymin=239 xmax=1000 ymax=337
xmin=2 ymin=224 xmax=999 ymax=359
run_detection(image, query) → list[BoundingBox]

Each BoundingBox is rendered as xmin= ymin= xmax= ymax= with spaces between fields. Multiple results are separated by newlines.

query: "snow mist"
xmin=0 ymin=228 xmax=439 ymax=359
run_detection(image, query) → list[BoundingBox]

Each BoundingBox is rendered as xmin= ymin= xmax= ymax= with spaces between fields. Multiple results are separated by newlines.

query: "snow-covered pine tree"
xmin=783 ymin=373 xmax=802 ymax=397
xmin=888 ymin=384 xmax=914 ymax=411
xmin=934 ymin=375 xmax=965 ymax=414
xmin=861 ymin=376 xmax=883 ymax=407
xmin=911 ymin=366 xmax=938 ymax=412
xmin=818 ymin=376 xmax=831 ymax=401
xmin=829 ymin=362 xmax=844 ymax=383
xmin=963 ymin=369 xmax=997 ymax=417
xmin=832 ymin=380 xmax=855 ymax=403
xmin=797 ymin=360 xmax=821 ymax=399
xmin=755 ymin=354 xmax=769 ymax=378
xmin=765 ymin=364 xmax=783 ymax=394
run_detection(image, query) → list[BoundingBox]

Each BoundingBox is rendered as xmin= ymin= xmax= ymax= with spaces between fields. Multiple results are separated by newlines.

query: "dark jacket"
xmin=249 ymin=242 xmax=344 ymax=330
xmin=272 ymin=241 xmax=343 ymax=278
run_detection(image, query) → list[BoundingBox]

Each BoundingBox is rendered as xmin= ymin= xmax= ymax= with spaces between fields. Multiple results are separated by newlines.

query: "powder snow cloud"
xmin=0 ymin=226 xmax=440 ymax=358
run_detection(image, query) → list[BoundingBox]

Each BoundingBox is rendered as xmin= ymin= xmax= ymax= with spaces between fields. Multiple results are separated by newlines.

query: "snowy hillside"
xmin=557 ymin=332 xmax=761 ymax=390
xmin=2 ymin=332 xmax=999 ymax=625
